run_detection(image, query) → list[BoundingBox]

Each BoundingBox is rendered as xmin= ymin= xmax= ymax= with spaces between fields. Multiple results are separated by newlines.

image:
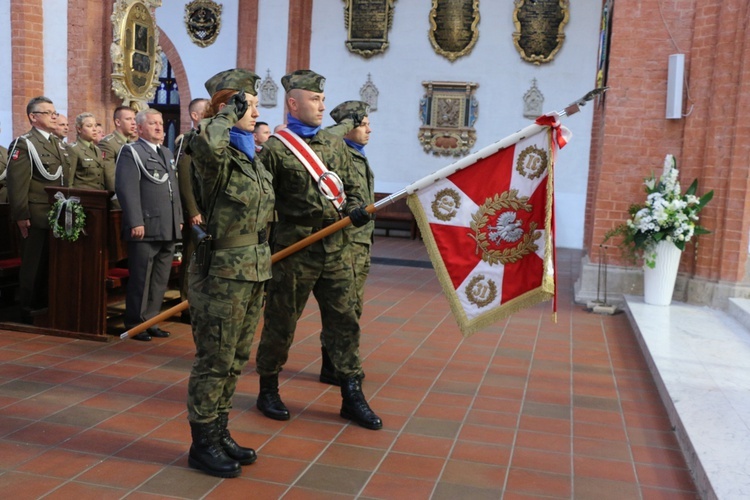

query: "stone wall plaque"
xmin=523 ymin=78 xmax=544 ymax=119
xmin=111 ymin=0 xmax=163 ymax=111
xmin=512 ymin=0 xmax=569 ymax=65
xmin=418 ymin=81 xmax=479 ymax=157
xmin=344 ymin=0 xmax=396 ymax=58
xmin=184 ymin=0 xmax=222 ymax=48
xmin=359 ymin=73 xmax=379 ymax=111
xmin=259 ymin=70 xmax=278 ymax=108
xmin=428 ymin=0 xmax=480 ymax=62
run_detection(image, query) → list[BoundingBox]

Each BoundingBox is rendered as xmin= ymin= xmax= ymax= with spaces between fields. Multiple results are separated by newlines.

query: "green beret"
xmin=204 ymin=69 xmax=261 ymax=96
xmin=281 ymin=69 xmax=326 ymax=93
xmin=330 ymin=100 xmax=370 ymax=124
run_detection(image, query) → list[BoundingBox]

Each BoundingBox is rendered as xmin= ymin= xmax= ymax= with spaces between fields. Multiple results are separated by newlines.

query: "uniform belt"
xmin=279 ymin=215 xmax=338 ymax=228
xmin=212 ymin=230 xmax=267 ymax=250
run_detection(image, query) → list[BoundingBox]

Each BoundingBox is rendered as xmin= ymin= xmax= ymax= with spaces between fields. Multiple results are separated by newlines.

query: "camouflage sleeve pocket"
xmin=189 ymin=287 xmax=233 ymax=320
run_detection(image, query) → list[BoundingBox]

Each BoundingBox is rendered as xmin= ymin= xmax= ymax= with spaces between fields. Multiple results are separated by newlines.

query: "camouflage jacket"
xmin=187 ymin=104 xmax=275 ymax=282
xmin=259 ymin=127 xmax=363 ymax=253
xmin=343 ymin=146 xmax=374 ymax=245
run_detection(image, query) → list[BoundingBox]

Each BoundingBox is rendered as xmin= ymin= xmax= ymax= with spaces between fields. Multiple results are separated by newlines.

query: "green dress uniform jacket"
xmin=7 ymin=127 xmax=69 ymax=228
xmin=67 ymin=139 xmax=107 ymax=191
xmin=99 ymin=130 xmax=128 ymax=198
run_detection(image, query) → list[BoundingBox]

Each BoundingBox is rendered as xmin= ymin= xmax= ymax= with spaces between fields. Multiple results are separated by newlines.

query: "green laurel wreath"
xmin=48 ymin=198 xmax=86 ymax=242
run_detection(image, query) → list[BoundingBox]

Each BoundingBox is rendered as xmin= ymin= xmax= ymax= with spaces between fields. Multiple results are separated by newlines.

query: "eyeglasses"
xmin=31 ymin=111 xmax=60 ymax=118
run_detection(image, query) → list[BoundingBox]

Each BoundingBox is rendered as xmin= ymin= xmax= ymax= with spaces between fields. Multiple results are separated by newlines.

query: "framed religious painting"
xmin=111 ymin=0 xmax=163 ymax=110
xmin=418 ymin=81 xmax=479 ymax=157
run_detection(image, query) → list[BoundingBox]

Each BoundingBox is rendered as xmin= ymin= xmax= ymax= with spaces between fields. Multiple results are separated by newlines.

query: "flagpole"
xmin=120 ymin=87 xmax=607 ymax=339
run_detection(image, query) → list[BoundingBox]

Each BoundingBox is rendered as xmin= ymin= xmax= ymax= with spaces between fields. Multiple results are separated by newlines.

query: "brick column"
xmin=158 ymin=31 xmax=192 ymax=135
xmin=11 ymin=0 xmax=45 ymax=136
xmin=237 ymin=0 xmax=259 ymax=70
xmin=286 ymin=0 xmax=312 ymax=72
xmin=67 ymin=0 xmax=111 ymax=137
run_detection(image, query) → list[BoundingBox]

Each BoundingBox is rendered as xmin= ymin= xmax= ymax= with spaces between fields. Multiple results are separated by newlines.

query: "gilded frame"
xmin=428 ymin=0 xmax=480 ymax=62
xmin=343 ymin=0 xmax=396 ymax=58
xmin=512 ymin=0 xmax=570 ymax=65
xmin=111 ymin=0 xmax=163 ymax=110
xmin=418 ymin=81 xmax=479 ymax=157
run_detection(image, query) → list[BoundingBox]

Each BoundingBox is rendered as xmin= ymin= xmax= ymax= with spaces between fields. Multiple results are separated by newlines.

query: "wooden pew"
xmin=373 ymin=192 xmax=420 ymax=239
xmin=0 ymin=202 xmax=21 ymax=307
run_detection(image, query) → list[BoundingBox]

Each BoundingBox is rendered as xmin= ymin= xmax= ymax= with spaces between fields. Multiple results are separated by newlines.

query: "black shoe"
xmin=188 ymin=421 xmax=241 ymax=478
xmin=131 ymin=331 xmax=152 ymax=342
xmin=257 ymin=375 xmax=290 ymax=421
xmin=147 ymin=326 xmax=170 ymax=338
xmin=340 ymin=378 xmax=382 ymax=430
xmin=216 ymin=413 xmax=257 ymax=465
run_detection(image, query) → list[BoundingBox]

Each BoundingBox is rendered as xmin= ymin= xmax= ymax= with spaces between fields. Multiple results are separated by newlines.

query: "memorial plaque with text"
xmin=344 ymin=0 xmax=396 ymax=58
xmin=513 ymin=0 xmax=569 ymax=64
xmin=428 ymin=0 xmax=479 ymax=62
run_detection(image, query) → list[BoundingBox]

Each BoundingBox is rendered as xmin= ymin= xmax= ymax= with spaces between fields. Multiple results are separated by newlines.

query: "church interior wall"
xmin=309 ymin=1 xmax=601 ymax=249
xmin=254 ymin=0 xmax=291 ymax=130
xmin=0 ymin=0 xmax=11 ymax=145
xmin=42 ymin=0 xmax=67 ymax=119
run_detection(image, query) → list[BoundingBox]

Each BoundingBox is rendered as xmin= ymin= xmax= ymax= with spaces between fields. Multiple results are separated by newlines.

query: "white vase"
xmin=643 ymin=240 xmax=682 ymax=305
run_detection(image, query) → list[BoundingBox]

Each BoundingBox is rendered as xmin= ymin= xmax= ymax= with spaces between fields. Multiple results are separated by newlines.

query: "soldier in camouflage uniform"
xmin=184 ymin=69 xmax=274 ymax=478
xmin=254 ymin=70 xmax=382 ymax=431
xmin=100 ymin=106 xmax=137 ymax=208
xmin=318 ymin=101 xmax=375 ymax=386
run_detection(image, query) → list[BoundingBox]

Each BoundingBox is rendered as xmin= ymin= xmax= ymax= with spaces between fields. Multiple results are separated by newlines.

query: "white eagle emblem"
xmin=488 ymin=212 xmax=524 ymax=244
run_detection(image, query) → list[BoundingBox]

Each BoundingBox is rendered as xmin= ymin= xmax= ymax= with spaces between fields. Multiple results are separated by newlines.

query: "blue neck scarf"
xmin=344 ymin=138 xmax=366 ymax=157
xmin=229 ymin=127 xmax=255 ymax=160
xmin=286 ymin=114 xmax=320 ymax=138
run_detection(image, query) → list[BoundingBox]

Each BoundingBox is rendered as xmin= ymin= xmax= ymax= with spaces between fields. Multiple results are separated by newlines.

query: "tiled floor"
xmin=0 ymin=236 xmax=698 ymax=499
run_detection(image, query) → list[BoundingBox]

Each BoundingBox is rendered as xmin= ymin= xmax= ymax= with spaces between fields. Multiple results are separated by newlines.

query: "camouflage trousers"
xmin=256 ymin=242 xmax=362 ymax=380
xmin=186 ymin=273 xmax=266 ymax=423
xmin=319 ymin=241 xmax=371 ymax=374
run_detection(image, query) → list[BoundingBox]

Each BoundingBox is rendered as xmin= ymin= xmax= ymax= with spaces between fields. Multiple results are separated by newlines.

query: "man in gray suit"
xmin=115 ymin=108 xmax=183 ymax=341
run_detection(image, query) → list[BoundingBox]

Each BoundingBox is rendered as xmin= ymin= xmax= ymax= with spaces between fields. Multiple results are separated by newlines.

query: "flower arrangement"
xmin=604 ymin=154 xmax=713 ymax=268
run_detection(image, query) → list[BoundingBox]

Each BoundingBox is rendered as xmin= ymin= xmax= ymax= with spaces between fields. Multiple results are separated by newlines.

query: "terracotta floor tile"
xmin=573 ymin=455 xmax=637 ymax=483
xmin=514 ymin=429 xmax=571 ymax=454
xmin=361 ymin=472 xmax=436 ymax=499
xmin=260 ymin=434 xmax=329 ymax=461
xmin=450 ymin=440 xmax=512 ymax=467
xmin=634 ymin=462 xmax=696 ymax=491
xmin=391 ymin=432 xmax=454 ymax=458
xmin=76 ymin=457 xmax=162 ymax=489
xmin=511 ymin=446 xmax=571 ymax=475
xmin=573 ymin=476 xmax=641 ymax=500
xmin=295 ymin=463 xmax=371 ymax=495
xmin=0 ymin=471 xmax=65 ymax=498
xmin=47 ymin=482 xmax=127 ymax=499
xmin=6 ymin=420 xmax=82 ymax=447
xmin=16 ymin=448 xmax=101 ymax=478
xmin=316 ymin=442 xmax=385 ymax=470
xmin=243 ymin=455 xmax=309 ymax=484
xmin=0 ymin=440 xmax=45 ymax=468
xmin=115 ymin=437 xmax=187 ymax=464
xmin=505 ymin=468 xmax=571 ymax=497
xmin=206 ymin=478 xmax=288 ymax=500
xmin=378 ymin=451 xmax=445 ymax=480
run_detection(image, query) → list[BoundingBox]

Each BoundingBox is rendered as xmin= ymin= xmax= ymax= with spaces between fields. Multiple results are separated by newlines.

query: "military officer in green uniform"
xmin=318 ymin=101 xmax=375 ymax=386
xmin=184 ymin=69 xmax=274 ymax=478
xmin=100 ymin=106 xmax=137 ymax=207
xmin=254 ymin=69 xmax=382 ymax=431
xmin=6 ymin=96 xmax=70 ymax=322
xmin=67 ymin=112 xmax=107 ymax=190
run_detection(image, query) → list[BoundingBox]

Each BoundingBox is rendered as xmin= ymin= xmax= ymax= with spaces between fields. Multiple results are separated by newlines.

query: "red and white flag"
xmin=406 ymin=124 xmax=562 ymax=337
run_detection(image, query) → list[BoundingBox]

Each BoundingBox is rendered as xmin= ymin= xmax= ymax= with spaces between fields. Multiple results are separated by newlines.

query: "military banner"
xmin=406 ymin=122 xmax=564 ymax=337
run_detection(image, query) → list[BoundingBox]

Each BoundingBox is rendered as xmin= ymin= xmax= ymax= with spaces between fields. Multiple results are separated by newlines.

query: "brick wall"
xmin=286 ymin=0 xmax=312 ymax=72
xmin=586 ymin=0 xmax=750 ymax=285
xmin=237 ymin=0 xmax=259 ymax=70
xmin=11 ymin=0 xmax=45 ymax=136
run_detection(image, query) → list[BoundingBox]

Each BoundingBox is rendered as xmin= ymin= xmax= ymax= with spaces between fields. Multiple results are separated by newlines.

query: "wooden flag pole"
xmin=120 ymin=87 xmax=608 ymax=339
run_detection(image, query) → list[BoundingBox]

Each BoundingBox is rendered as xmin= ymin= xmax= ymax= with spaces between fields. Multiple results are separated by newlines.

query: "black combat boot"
xmin=216 ymin=413 xmax=257 ymax=465
xmin=319 ymin=346 xmax=340 ymax=386
xmin=188 ymin=421 xmax=241 ymax=478
xmin=340 ymin=377 xmax=383 ymax=430
xmin=256 ymin=374 xmax=290 ymax=421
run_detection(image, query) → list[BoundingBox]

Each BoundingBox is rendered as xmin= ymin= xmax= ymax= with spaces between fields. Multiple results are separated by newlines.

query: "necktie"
xmin=157 ymin=145 xmax=166 ymax=164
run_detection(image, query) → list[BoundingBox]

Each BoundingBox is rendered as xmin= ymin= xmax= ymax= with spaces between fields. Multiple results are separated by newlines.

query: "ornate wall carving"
xmin=418 ymin=81 xmax=478 ymax=157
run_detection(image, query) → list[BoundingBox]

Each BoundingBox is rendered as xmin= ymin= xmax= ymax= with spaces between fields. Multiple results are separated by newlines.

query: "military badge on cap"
xmin=281 ymin=69 xmax=326 ymax=93
xmin=329 ymin=100 xmax=370 ymax=124
xmin=204 ymin=68 xmax=261 ymax=96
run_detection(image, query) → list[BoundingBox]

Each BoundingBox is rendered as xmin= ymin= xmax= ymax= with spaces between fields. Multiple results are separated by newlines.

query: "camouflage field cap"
xmin=204 ymin=69 xmax=261 ymax=96
xmin=330 ymin=100 xmax=370 ymax=124
xmin=281 ymin=69 xmax=326 ymax=93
